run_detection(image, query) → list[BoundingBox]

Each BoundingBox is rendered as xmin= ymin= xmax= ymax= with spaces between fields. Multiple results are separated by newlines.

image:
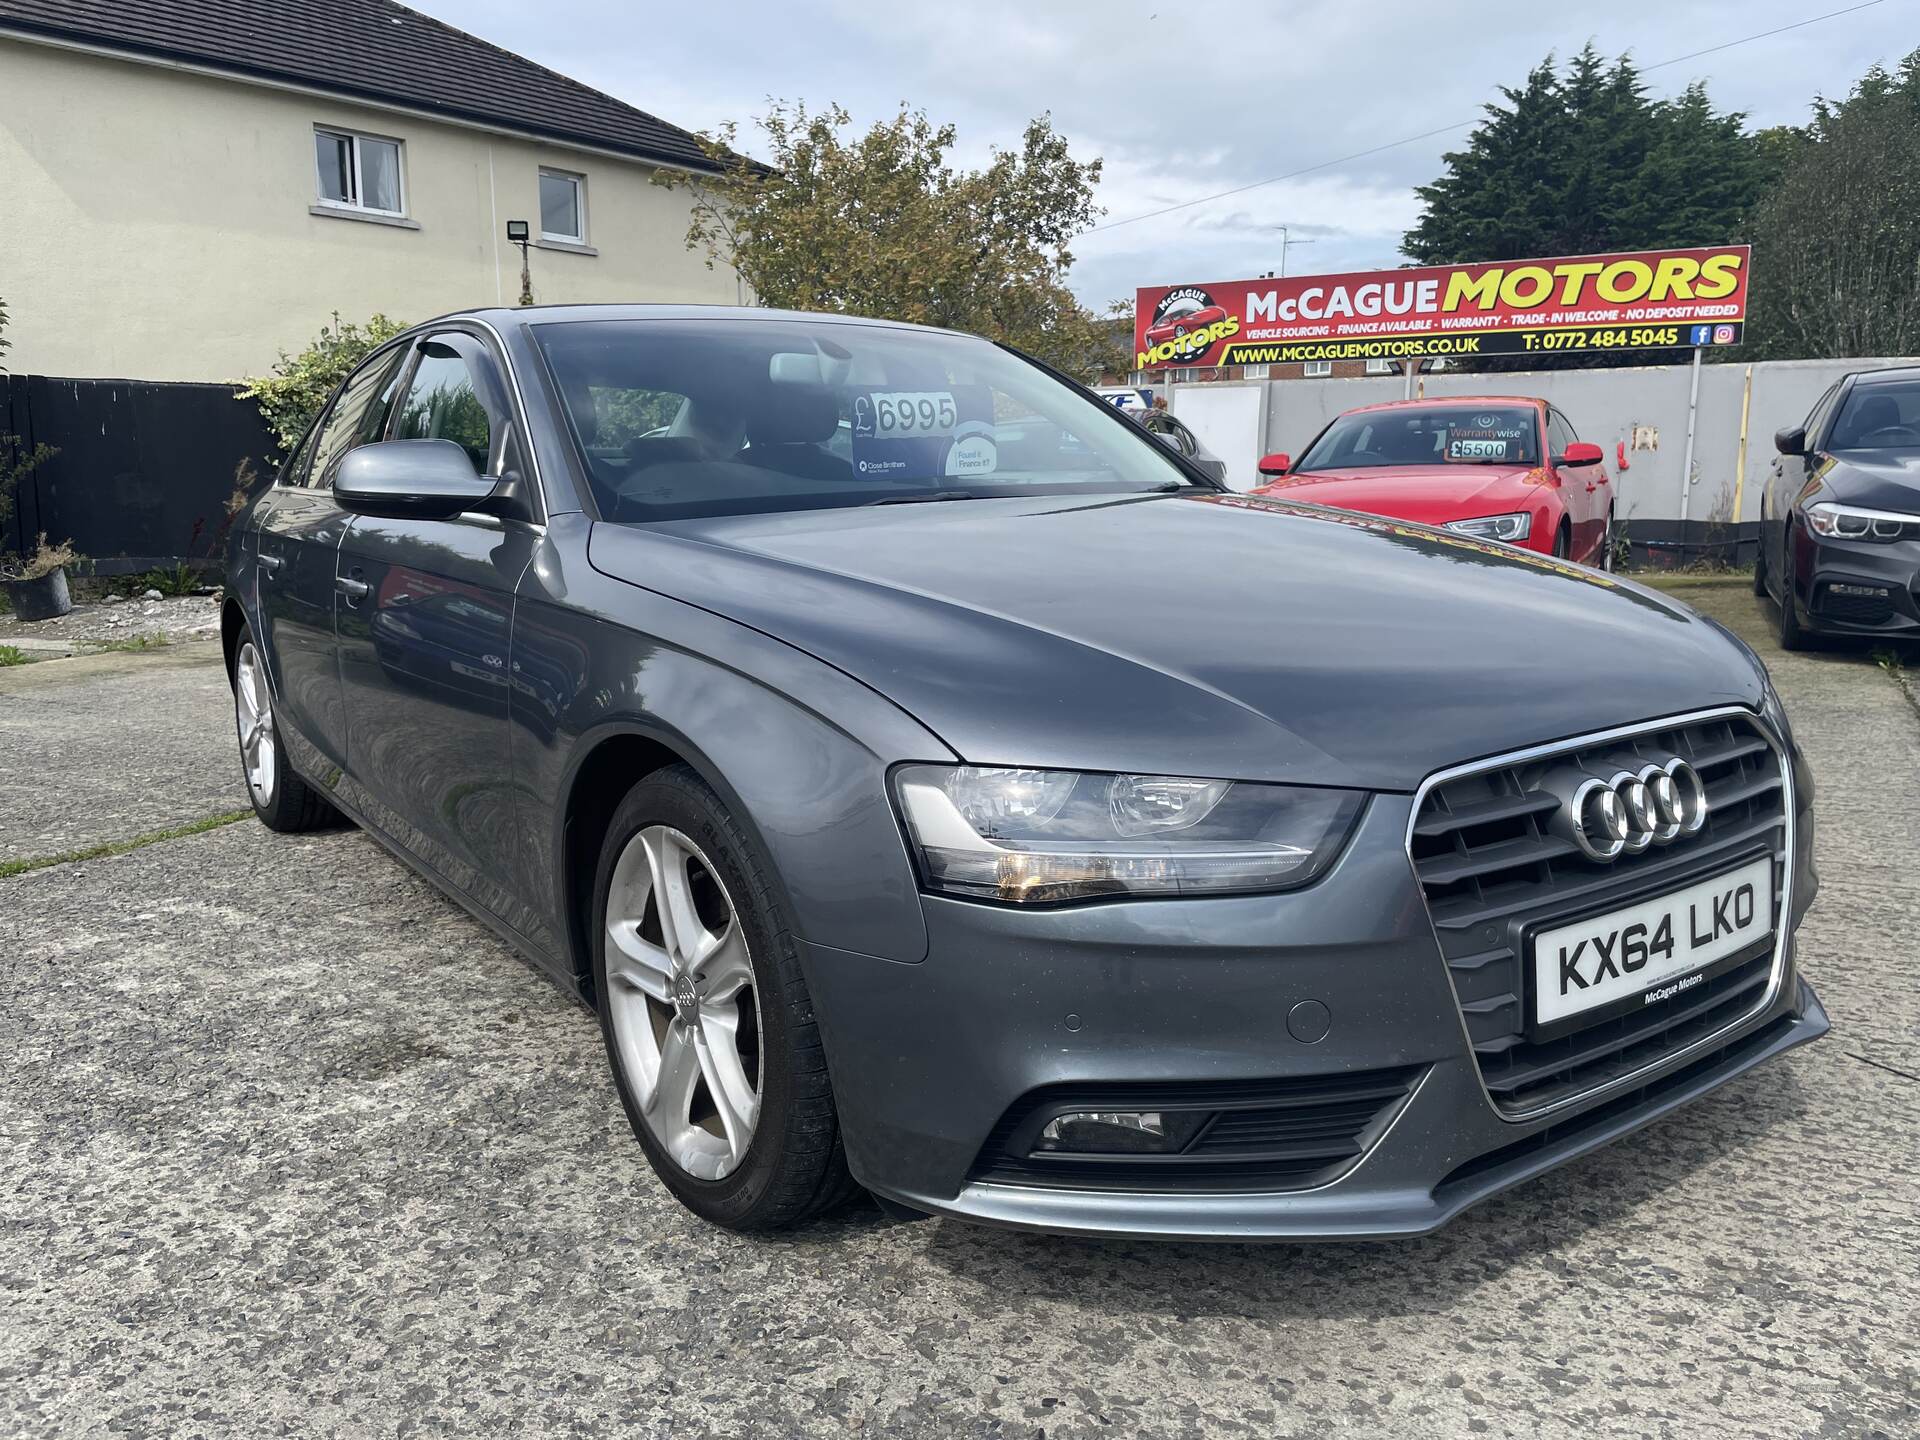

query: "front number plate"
xmin=1531 ymin=856 xmax=1775 ymax=1028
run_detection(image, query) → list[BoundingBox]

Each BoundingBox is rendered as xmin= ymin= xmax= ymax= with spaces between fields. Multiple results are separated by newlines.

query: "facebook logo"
xmin=1690 ymin=325 xmax=1714 ymax=346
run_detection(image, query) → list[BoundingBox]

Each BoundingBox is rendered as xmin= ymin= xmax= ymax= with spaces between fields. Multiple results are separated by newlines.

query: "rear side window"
xmin=308 ymin=347 xmax=407 ymax=488
xmin=394 ymin=342 xmax=494 ymax=472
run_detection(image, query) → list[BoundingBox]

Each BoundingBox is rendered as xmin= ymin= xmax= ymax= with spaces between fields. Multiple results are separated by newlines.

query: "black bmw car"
xmin=1760 ymin=365 xmax=1920 ymax=648
xmin=223 ymin=305 xmax=1825 ymax=1239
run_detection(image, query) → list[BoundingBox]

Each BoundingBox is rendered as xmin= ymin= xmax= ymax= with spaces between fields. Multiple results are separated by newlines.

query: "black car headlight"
xmin=1805 ymin=501 xmax=1920 ymax=542
xmin=894 ymin=765 xmax=1364 ymax=904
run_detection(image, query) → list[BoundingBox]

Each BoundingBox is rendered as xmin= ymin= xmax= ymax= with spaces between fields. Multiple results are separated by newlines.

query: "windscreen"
xmin=1293 ymin=404 xmax=1541 ymax=473
xmin=533 ymin=318 xmax=1203 ymax=521
xmin=1829 ymin=380 xmax=1920 ymax=450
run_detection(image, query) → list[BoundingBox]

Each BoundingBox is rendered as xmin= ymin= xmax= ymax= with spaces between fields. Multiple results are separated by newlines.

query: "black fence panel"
xmin=1 ymin=374 xmax=277 ymax=574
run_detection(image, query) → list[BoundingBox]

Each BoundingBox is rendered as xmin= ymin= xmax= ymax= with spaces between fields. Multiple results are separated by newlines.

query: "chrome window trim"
xmin=1404 ymin=703 xmax=1794 ymax=1125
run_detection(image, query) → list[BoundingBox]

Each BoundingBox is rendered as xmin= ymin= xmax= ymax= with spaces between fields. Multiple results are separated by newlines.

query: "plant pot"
xmin=6 ymin=566 xmax=72 ymax=622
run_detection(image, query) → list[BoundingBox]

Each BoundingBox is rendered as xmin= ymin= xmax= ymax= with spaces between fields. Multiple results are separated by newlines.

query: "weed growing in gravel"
xmin=93 ymin=632 xmax=171 ymax=653
xmin=0 ymin=809 xmax=252 ymax=879
xmin=0 ymin=644 xmax=29 ymax=666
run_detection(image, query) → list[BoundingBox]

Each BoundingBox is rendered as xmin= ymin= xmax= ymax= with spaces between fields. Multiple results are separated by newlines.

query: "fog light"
xmin=1034 ymin=1110 xmax=1206 ymax=1154
xmin=1828 ymin=583 xmax=1890 ymax=598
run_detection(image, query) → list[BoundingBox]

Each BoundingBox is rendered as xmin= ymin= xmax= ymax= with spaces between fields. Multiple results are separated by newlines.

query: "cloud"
xmin=414 ymin=0 xmax=1916 ymax=306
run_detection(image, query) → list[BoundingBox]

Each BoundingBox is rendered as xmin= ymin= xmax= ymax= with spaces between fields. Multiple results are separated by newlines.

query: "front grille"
xmin=971 ymin=1067 xmax=1423 ymax=1193
xmin=1816 ymin=583 xmax=1896 ymax=625
xmin=1410 ymin=711 xmax=1789 ymax=1118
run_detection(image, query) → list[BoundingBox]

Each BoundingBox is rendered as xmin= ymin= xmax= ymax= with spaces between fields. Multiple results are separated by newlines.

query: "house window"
xmin=1364 ymin=358 xmax=1396 ymax=375
xmin=1241 ymin=364 xmax=1271 ymax=380
xmin=1303 ymin=360 xmax=1333 ymax=378
xmin=314 ymin=127 xmax=404 ymax=215
xmin=540 ymin=168 xmax=587 ymax=243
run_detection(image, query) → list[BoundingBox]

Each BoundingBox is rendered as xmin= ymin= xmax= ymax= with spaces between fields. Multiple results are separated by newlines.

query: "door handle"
xmin=258 ymin=553 xmax=283 ymax=573
xmin=336 ymin=576 xmax=370 ymax=600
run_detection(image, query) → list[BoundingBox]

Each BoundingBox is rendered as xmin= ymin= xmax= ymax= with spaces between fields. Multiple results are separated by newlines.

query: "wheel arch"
xmin=556 ymin=718 xmax=800 ymax=1009
xmin=220 ymin=595 xmax=248 ymax=680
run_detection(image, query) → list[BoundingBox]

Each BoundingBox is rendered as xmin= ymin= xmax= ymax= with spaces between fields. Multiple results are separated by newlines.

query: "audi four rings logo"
xmin=1560 ymin=759 xmax=1709 ymax=861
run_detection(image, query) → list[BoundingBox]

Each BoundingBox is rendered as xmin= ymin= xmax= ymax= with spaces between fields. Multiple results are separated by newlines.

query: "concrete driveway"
xmin=2 ymin=581 xmax=1916 ymax=1440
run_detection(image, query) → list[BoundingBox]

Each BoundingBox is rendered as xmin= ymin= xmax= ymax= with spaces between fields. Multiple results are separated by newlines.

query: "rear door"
xmin=332 ymin=330 xmax=541 ymax=914
xmin=253 ymin=344 xmax=407 ymax=775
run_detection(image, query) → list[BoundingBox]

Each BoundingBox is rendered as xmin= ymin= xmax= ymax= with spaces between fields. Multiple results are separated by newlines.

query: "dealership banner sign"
xmin=1133 ymin=245 xmax=1750 ymax=371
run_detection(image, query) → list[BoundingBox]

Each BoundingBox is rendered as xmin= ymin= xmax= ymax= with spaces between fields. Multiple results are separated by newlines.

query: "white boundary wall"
xmin=1169 ymin=357 xmax=1920 ymax=522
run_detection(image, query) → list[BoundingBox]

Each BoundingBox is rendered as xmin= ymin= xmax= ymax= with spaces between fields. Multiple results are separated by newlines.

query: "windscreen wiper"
xmin=865 ymin=490 xmax=983 ymax=506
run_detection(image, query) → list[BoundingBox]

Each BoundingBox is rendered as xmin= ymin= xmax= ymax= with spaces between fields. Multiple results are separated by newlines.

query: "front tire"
xmin=231 ymin=627 xmax=338 ymax=832
xmin=592 ymin=765 xmax=859 ymax=1231
xmin=1776 ymin=531 xmax=1812 ymax=651
xmin=1752 ymin=511 xmax=1769 ymax=596
xmin=1552 ymin=522 xmax=1571 ymax=560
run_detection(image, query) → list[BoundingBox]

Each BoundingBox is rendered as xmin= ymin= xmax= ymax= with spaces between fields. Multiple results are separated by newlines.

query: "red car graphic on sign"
xmin=1144 ymin=304 xmax=1228 ymax=355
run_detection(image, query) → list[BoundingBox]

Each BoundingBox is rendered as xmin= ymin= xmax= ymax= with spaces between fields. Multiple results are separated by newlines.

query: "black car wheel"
xmin=1752 ymin=518 xmax=1769 ymax=597
xmin=592 ymin=764 xmax=861 ymax=1231
xmin=230 ymin=625 xmax=339 ymax=832
xmin=1775 ymin=528 xmax=1812 ymax=651
xmin=1552 ymin=522 xmax=1571 ymax=560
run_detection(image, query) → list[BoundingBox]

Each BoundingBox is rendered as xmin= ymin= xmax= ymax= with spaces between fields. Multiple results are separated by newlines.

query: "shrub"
xmin=237 ymin=311 xmax=407 ymax=453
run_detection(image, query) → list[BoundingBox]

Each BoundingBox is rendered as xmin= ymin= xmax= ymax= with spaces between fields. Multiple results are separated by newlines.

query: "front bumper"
xmin=800 ymin=794 xmax=1827 ymax=1240
xmin=1795 ymin=531 xmax=1920 ymax=635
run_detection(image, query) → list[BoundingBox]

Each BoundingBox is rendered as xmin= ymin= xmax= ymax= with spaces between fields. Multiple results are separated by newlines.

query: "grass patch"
xmin=138 ymin=561 xmax=203 ymax=598
xmin=1632 ymin=569 xmax=1758 ymax=592
xmin=0 ymin=644 xmax=30 ymax=667
xmin=91 ymin=632 xmax=172 ymax=653
xmin=0 ymin=809 xmax=252 ymax=879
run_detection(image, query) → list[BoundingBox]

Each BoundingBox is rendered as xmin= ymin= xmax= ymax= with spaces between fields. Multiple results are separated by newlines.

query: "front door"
xmin=253 ymin=344 xmax=407 ymax=775
xmin=1547 ymin=407 xmax=1605 ymax=562
xmin=333 ymin=332 xmax=540 ymax=925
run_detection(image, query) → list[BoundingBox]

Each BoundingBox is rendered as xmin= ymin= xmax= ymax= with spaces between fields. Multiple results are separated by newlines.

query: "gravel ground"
xmin=0 ymin=641 xmax=236 ymax=862
xmin=0 ymin=593 xmax=224 ymax=657
xmin=1 ymin=583 xmax=1916 ymax=1439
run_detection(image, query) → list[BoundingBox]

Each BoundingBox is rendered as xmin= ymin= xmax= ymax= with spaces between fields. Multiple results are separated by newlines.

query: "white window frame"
xmin=1240 ymin=364 xmax=1271 ymax=380
xmin=313 ymin=125 xmax=407 ymax=217
xmin=1364 ymin=358 xmax=1396 ymax=376
xmin=1303 ymin=360 xmax=1333 ymax=378
xmin=539 ymin=167 xmax=588 ymax=244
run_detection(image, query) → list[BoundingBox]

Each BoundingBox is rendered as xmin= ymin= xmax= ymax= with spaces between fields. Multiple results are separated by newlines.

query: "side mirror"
xmin=1257 ymin=452 xmax=1291 ymax=477
xmin=1774 ymin=426 xmax=1806 ymax=457
xmin=1556 ymin=442 xmax=1604 ymax=468
xmin=1151 ymin=428 xmax=1181 ymax=449
xmin=335 ymin=439 xmax=500 ymax=518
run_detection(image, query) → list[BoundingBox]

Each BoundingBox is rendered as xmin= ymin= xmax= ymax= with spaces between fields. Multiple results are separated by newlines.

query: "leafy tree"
xmin=1405 ymin=45 xmax=1765 ymax=263
xmin=237 ymin=311 xmax=407 ymax=453
xmin=655 ymin=102 xmax=1115 ymax=375
xmin=1744 ymin=50 xmax=1920 ymax=360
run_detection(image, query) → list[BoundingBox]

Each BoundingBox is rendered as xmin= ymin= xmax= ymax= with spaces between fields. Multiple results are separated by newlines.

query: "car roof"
xmin=1335 ymin=395 xmax=1546 ymax=417
xmin=403 ymin=303 xmax=971 ymax=339
xmin=1849 ymin=365 xmax=1920 ymax=387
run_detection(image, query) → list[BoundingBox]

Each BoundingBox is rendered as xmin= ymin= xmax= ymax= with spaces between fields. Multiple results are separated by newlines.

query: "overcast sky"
xmin=414 ymin=0 xmax=1913 ymax=304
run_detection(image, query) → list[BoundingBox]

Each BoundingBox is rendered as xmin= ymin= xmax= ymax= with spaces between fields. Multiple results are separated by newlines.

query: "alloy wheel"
xmin=604 ymin=824 xmax=763 ymax=1181
xmin=233 ymin=641 xmax=277 ymax=803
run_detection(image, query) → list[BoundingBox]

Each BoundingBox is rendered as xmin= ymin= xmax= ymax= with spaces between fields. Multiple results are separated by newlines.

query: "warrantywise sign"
xmin=1133 ymin=245 xmax=1750 ymax=372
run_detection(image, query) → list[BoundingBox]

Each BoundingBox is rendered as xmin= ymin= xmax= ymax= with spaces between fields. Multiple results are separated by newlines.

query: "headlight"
xmin=1443 ymin=512 xmax=1531 ymax=543
xmin=1805 ymin=501 xmax=1920 ymax=542
xmin=894 ymin=765 xmax=1364 ymax=904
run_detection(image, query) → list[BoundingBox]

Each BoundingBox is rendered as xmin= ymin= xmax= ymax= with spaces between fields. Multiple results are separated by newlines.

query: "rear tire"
xmin=230 ymin=626 xmax=338 ymax=832
xmin=592 ymin=765 xmax=860 ymax=1231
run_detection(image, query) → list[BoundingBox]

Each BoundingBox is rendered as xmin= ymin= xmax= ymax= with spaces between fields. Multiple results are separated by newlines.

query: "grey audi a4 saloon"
xmin=224 ymin=305 xmax=1826 ymax=1239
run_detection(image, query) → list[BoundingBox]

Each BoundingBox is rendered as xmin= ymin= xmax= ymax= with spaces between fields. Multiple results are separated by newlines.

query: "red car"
xmin=1251 ymin=396 xmax=1613 ymax=565
xmin=1144 ymin=304 xmax=1229 ymax=355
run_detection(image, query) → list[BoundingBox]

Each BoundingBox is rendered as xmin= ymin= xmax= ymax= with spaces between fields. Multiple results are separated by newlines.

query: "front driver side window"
xmin=308 ymin=346 xmax=407 ymax=488
xmin=395 ymin=341 xmax=494 ymax=473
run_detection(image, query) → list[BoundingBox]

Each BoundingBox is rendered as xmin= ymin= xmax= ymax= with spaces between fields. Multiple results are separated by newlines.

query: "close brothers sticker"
xmin=852 ymin=385 xmax=996 ymax=480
